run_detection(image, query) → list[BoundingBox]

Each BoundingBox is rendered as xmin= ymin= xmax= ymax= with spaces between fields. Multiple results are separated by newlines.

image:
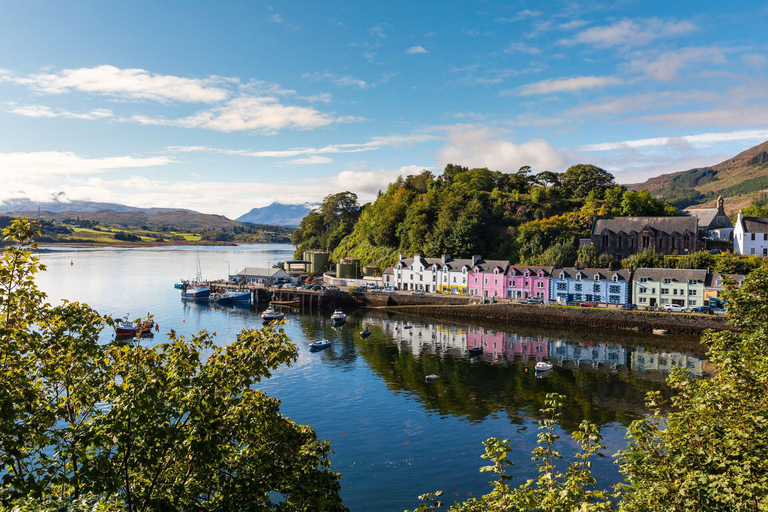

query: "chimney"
xmin=442 ymin=254 xmax=451 ymax=265
xmin=472 ymin=255 xmax=482 ymax=265
xmin=398 ymin=253 xmax=405 ymax=262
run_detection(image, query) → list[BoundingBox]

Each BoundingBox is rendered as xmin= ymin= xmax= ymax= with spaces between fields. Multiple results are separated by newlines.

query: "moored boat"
xmin=181 ymin=284 xmax=210 ymax=300
xmin=468 ymin=347 xmax=484 ymax=355
xmin=210 ymin=293 xmax=234 ymax=305
xmin=114 ymin=316 xmax=155 ymax=337
xmin=535 ymin=361 xmax=553 ymax=372
xmin=309 ymin=340 xmax=331 ymax=351
xmin=360 ymin=327 xmax=371 ymax=338
xmin=330 ymin=309 xmax=346 ymax=325
xmin=225 ymin=290 xmax=251 ymax=303
xmin=425 ymin=374 xmax=440 ymax=382
xmin=174 ymin=279 xmax=189 ymax=289
xmin=261 ymin=308 xmax=285 ymax=322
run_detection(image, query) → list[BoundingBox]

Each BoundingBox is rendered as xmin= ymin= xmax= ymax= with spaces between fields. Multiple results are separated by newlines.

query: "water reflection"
xmin=335 ymin=312 xmax=711 ymax=429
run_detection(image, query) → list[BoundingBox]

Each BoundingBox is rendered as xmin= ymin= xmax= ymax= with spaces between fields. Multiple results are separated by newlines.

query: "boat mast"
xmin=195 ymin=244 xmax=203 ymax=283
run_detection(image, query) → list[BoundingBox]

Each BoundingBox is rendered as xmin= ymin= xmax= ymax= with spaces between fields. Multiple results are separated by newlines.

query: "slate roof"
xmin=382 ymin=267 xmax=394 ymax=275
xmin=553 ymin=267 xmax=631 ymax=281
xmin=705 ymin=273 xmax=746 ymax=288
xmin=507 ymin=266 xmax=554 ymax=277
xmin=739 ymin=216 xmax=768 ymax=233
xmin=684 ymin=208 xmax=733 ymax=230
xmin=633 ymin=267 xmax=707 ymax=283
xmin=472 ymin=259 xmax=511 ymax=272
xmin=236 ymin=267 xmax=287 ymax=277
xmin=592 ymin=216 xmax=697 ymax=236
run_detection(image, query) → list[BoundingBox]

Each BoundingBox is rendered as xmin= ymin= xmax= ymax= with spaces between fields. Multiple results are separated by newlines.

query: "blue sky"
xmin=1 ymin=0 xmax=767 ymax=217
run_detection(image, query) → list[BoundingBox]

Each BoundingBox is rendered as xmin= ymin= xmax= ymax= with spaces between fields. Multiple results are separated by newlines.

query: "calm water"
xmin=36 ymin=244 xmax=710 ymax=511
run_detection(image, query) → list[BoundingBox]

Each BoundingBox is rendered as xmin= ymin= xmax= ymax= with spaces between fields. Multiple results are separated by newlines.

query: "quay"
xmin=205 ymin=282 xmax=728 ymax=336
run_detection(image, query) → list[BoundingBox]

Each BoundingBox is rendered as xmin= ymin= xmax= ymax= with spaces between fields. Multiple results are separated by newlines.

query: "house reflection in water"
xmin=549 ymin=340 xmax=627 ymax=370
xmin=631 ymin=346 xmax=711 ymax=377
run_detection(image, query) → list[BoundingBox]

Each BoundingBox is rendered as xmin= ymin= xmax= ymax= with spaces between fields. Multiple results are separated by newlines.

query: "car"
xmin=384 ymin=288 xmax=397 ymax=294
xmin=526 ymin=298 xmax=543 ymax=304
xmin=620 ymin=303 xmax=638 ymax=310
xmin=411 ymin=290 xmax=425 ymax=295
xmin=662 ymin=303 xmax=687 ymax=313
xmin=694 ymin=305 xmax=713 ymax=314
xmin=311 ymin=285 xmax=321 ymax=291
xmin=579 ymin=301 xmax=599 ymax=308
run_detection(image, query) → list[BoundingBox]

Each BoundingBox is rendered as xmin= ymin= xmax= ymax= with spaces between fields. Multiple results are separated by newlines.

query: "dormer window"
xmin=663 ymin=278 xmax=671 ymax=284
xmin=594 ymin=274 xmax=600 ymax=281
xmin=576 ymin=274 xmax=582 ymax=281
xmin=538 ymin=271 xmax=544 ymax=278
xmin=524 ymin=270 xmax=530 ymax=278
xmin=397 ymin=263 xmax=402 ymax=270
xmin=688 ymin=279 xmax=697 ymax=285
xmin=494 ymin=268 xmax=500 ymax=275
xmin=559 ymin=272 xmax=565 ymax=279
xmin=612 ymin=274 xmax=619 ymax=282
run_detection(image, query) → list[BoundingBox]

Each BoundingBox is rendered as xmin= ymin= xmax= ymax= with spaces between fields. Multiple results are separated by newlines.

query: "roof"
xmin=592 ymin=216 xmax=697 ymax=236
xmin=382 ymin=266 xmax=394 ymax=275
xmin=472 ymin=259 xmax=510 ymax=272
xmin=236 ymin=267 xmax=287 ymax=277
xmin=553 ymin=267 xmax=631 ymax=281
xmin=508 ymin=266 xmax=554 ymax=277
xmin=739 ymin=216 xmax=768 ymax=233
xmin=634 ymin=267 xmax=707 ymax=283
xmin=705 ymin=273 xmax=746 ymax=288
xmin=444 ymin=258 xmax=475 ymax=270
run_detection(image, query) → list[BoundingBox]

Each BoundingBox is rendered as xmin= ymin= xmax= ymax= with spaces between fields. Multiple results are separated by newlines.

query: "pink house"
xmin=505 ymin=266 xmax=553 ymax=302
xmin=468 ymin=259 xmax=510 ymax=298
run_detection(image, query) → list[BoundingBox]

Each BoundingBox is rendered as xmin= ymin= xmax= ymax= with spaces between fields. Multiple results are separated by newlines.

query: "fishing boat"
xmin=224 ymin=290 xmax=251 ymax=303
xmin=261 ymin=308 xmax=285 ymax=322
xmin=535 ymin=361 xmax=553 ymax=372
xmin=209 ymin=293 xmax=234 ymax=305
xmin=174 ymin=279 xmax=189 ymax=289
xmin=330 ymin=309 xmax=346 ymax=325
xmin=309 ymin=340 xmax=331 ymax=351
xmin=468 ymin=346 xmax=484 ymax=355
xmin=181 ymin=246 xmax=209 ymax=300
xmin=360 ymin=327 xmax=372 ymax=339
xmin=114 ymin=316 xmax=154 ymax=337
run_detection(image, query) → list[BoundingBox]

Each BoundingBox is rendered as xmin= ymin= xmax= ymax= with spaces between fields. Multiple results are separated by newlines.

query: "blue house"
xmin=549 ymin=267 xmax=632 ymax=305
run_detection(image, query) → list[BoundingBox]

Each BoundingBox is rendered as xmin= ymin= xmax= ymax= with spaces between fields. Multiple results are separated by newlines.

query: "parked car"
xmin=526 ymin=298 xmax=544 ymax=305
xmin=620 ymin=303 xmax=638 ymax=310
xmin=579 ymin=301 xmax=599 ymax=308
xmin=311 ymin=285 xmax=321 ymax=291
xmin=662 ymin=303 xmax=688 ymax=313
xmin=411 ymin=290 xmax=425 ymax=295
xmin=694 ymin=305 xmax=713 ymax=314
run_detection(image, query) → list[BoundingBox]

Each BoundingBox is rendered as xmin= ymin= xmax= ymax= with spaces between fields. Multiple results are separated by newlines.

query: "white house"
xmin=632 ymin=268 xmax=707 ymax=309
xmin=733 ymin=213 xmax=768 ymax=256
xmin=389 ymin=253 xmax=480 ymax=294
xmin=231 ymin=267 xmax=292 ymax=286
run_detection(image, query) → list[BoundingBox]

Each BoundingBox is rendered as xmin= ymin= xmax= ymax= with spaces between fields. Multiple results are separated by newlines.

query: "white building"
xmin=389 ymin=253 xmax=480 ymax=294
xmin=733 ymin=213 xmax=768 ymax=256
xmin=231 ymin=267 xmax=292 ymax=286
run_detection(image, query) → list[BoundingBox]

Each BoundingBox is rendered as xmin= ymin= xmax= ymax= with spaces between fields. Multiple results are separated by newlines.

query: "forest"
xmin=292 ymin=164 xmax=678 ymax=270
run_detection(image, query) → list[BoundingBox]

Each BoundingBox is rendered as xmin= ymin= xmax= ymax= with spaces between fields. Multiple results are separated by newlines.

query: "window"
xmin=494 ymin=279 xmax=498 ymax=285
xmin=751 ymin=248 xmax=756 ymax=255
xmin=609 ymin=285 xmax=620 ymax=293
xmin=575 ymin=283 xmax=582 ymax=292
xmin=639 ymin=277 xmax=648 ymax=283
xmin=688 ymin=289 xmax=697 ymax=296
xmin=593 ymin=284 xmax=601 ymax=293
xmin=639 ymin=287 xmax=647 ymax=293
xmin=661 ymin=288 xmax=669 ymax=295
xmin=664 ymin=278 xmax=672 ymax=284
xmin=752 ymin=233 xmax=756 ymax=241
xmin=612 ymin=274 xmax=619 ymax=282
xmin=537 ymin=282 xmax=544 ymax=288
xmin=557 ymin=282 xmax=567 ymax=290
xmin=559 ymin=272 xmax=565 ymax=279
xmin=594 ymin=274 xmax=600 ymax=281
xmin=609 ymin=295 xmax=620 ymax=303
xmin=689 ymin=299 xmax=697 ymax=306
xmin=576 ymin=274 xmax=582 ymax=280
xmin=639 ymin=297 xmax=647 ymax=303
xmin=688 ymin=279 xmax=697 ymax=285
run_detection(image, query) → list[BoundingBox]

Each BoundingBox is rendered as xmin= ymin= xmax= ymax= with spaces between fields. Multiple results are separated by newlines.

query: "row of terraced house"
xmin=382 ymin=253 xmax=743 ymax=309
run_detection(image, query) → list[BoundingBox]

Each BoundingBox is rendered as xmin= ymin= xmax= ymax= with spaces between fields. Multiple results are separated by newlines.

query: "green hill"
xmin=628 ymin=140 xmax=768 ymax=212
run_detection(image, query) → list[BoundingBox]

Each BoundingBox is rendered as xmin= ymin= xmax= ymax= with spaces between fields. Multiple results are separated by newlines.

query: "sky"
xmin=1 ymin=0 xmax=768 ymax=218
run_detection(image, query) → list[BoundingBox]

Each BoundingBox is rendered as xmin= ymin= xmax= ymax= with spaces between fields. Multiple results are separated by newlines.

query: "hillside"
xmin=0 ymin=198 xmax=195 ymax=215
xmin=628 ymin=140 xmax=768 ymax=211
xmin=237 ymin=202 xmax=313 ymax=227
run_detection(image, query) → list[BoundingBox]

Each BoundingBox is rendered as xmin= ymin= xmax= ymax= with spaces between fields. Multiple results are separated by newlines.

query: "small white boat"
xmin=330 ymin=309 xmax=346 ymax=325
xmin=535 ymin=361 xmax=553 ymax=372
xmin=309 ymin=340 xmax=331 ymax=351
xmin=425 ymin=374 xmax=440 ymax=382
xmin=261 ymin=308 xmax=285 ymax=322
xmin=652 ymin=329 xmax=668 ymax=335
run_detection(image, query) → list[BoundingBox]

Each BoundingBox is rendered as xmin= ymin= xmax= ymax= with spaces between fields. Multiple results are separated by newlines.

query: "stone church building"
xmin=684 ymin=196 xmax=734 ymax=241
xmin=591 ymin=215 xmax=701 ymax=260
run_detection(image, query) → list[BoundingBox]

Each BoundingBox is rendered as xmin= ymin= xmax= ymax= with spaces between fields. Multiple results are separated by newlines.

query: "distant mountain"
xmin=237 ymin=202 xmax=313 ymax=227
xmin=5 ymin=209 xmax=242 ymax=231
xmin=628 ymin=140 xmax=768 ymax=213
xmin=0 ymin=198 xmax=196 ymax=215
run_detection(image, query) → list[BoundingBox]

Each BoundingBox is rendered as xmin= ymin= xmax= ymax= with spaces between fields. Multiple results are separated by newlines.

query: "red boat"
xmin=115 ymin=316 xmax=155 ymax=337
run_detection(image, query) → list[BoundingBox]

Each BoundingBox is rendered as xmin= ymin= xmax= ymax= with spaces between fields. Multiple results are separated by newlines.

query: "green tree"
xmin=0 ymin=220 xmax=346 ymax=511
xmin=561 ymin=164 xmax=616 ymax=199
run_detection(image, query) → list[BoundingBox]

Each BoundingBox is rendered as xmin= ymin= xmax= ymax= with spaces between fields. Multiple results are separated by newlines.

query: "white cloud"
xmin=513 ymin=75 xmax=622 ymax=96
xmin=269 ymin=13 xmax=283 ymax=23
xmin=564 ymin=17 xmax=697 ymax=48
xmin=298 ymin=92 xmax=333 ymax=103
xmin=302 ymin=72 xmax=372 ymax=89
xmin=436 ymin=125 xmax=567 ymax=171
xmin=628 ymin=46 xmax=729 ymax=81
xmin=165 ymin=132 xmax=438 ymax=159
xmin=406 ymin=46 xmax=429 ymax=55
xmin=284 ymin=155 xmax=333 ymax=165
xmin=0 ymin=151 xmax=173 ymax=178
xmin=131 ymin=96 xmax=336 ymax=133
xmin=5 ymin=104 xmax=114 ymax=120
xmin=505 ymin=42 xmax=541 ymax=55
xmin=369 ymin=24 xmax=388 ymax=38
xmin=568 ymin=90 xmax=719 ymax=118
xmin=494 ymin=10 xmax=541 ymax=22
xmin=1 ymin=65 xmax=232 ymax=103
xmin=579 ymin=129 xmax=768 ymax=152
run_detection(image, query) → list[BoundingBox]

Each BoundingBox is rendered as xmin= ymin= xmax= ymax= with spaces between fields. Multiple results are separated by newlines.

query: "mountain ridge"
xmin=236 ymin=202 xmax=313 ymax=227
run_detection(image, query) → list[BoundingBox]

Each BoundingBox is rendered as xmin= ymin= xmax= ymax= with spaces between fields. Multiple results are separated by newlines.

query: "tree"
xmin=560 ymin=164 xmax=616 ymax=199
xmin=0 ymin=219 xmax=346 ymax=511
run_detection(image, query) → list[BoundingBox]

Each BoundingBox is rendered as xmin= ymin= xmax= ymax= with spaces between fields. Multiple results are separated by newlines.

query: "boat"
xmin=209 ymin=293 xmax=234 ymax=305
xmin=535 ymin=361 xmax=554 ymax=372
xmin=181 ymin=284 xmax=210 ymax=300
xmin=403 ymin=324 xmax=413 ymax=329
xmin=261 ymin=308 xmax=285 ymax=322
xmin=174 ymin=279 xmax=189 ymax=289
xmin=224 ymin=290 xmax=251 ymax=304
xmin=114 ymin=316 xmax=154 ymax=337
xmin=425 ymin=374 xmax=440 ymax=382
xmin=468 ymin=347 xmax=484 ymax=355
xmin=652 ymin=329 xmax=668 ymax=335
xmin=360 ymin=327 xmax=372 ymax=339
xmin=271 ymin=299 xmax=300 ymax=307
xmin=330 ymin=309 xmax=346 ymax=325
xmin=309 ymin=340 xmax=332 ymax=351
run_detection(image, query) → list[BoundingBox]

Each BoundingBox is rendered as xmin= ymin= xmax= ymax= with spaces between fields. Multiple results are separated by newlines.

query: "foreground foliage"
xmin=411 ymin=267 xmax=768 ymax=511
xmin=0 ymin=220 xmax=346 ymax=511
